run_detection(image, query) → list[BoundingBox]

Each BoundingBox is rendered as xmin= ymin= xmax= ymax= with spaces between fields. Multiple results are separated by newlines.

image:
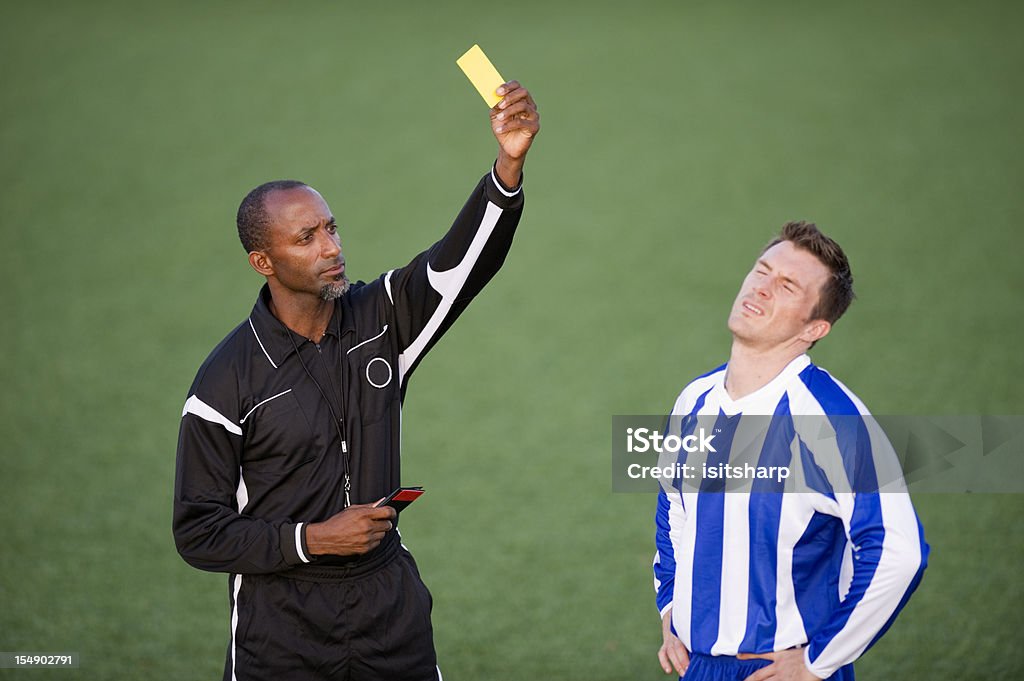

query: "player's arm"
xmin=798 ymin=421 xmax=929 ymax=678
xmin=380 ymin=81 xmax=539 ymax=389
xmin=653 ymin=488 xmax=679 ymax=618
xmin=654 ymin=488 xmax=690 ymax=676
xmin=740 ymin=416 xmax=928 ymax=681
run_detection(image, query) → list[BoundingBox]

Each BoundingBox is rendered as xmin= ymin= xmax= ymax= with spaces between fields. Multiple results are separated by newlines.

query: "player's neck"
xmin=724 ymin=339 xmax=807 ymax=401
xmin=266 ymin=285 xmax=335 ymax=342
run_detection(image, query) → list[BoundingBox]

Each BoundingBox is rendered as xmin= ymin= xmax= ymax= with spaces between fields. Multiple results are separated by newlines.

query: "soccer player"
xmin=173 ymin=81 xmax=539 ymax=680
xmin=653 ymin=222 xmax=928 ymax=680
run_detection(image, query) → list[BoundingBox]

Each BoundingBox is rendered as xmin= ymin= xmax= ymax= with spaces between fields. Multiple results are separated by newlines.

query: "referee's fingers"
xmin=494 ymin=99 xmax=536 ymax=122
xmin=495 ymin=80 xmax=522 ymax=98
xmin=365 ymin=505 xmax=397 ymax=520
xmin=495 ymin=81 xmax=529 ymax=110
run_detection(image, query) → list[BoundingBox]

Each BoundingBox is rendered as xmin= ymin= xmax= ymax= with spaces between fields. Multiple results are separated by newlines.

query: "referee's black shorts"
xmin=224 ymin=536 xmax=439 ymax=681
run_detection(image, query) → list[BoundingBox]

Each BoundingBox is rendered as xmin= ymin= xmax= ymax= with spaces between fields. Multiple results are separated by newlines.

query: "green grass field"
xmin=2 ymin=1 xmax=1022 ymax=678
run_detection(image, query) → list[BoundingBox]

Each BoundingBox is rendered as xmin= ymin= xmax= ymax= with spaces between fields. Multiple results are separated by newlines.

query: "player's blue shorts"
xmin=679 ymin=652 xmax=855 ymax=681
xmin=679 ymin=653 xmax=769 ymax=680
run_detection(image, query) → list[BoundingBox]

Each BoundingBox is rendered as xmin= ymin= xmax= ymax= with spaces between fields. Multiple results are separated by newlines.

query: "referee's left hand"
xmin=304 ymin=502 xmax=397 ymax=556
xmin=737 ymin=648 xmax=822 ymax=681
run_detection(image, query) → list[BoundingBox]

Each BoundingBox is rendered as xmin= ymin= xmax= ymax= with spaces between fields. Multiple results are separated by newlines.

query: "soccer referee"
xmin=173 ymin=81 xmax=539 ymax=680
xmin=653 ymin=222 xmax=928 ymax=681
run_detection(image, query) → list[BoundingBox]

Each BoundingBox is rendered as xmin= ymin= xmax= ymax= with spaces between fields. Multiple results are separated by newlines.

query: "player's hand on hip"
xmin=305 ymin=503 xmax=397 ymax=556
xmin=737 ymin=648 xmax=822 ymax=681
xmin=658 ymin=608 xmax=690 ymax=676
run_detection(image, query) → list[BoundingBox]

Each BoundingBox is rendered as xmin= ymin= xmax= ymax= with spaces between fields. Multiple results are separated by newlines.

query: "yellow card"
xmin=456 ymin=44 xmax=505 ymax=108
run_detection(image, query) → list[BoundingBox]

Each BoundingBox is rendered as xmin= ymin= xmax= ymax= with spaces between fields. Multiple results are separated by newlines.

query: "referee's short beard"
xmin=320 ymin=276 xmax=350 ymax=301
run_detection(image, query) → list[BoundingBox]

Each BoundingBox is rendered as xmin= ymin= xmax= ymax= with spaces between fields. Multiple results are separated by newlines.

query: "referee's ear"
xmin=248 ymin=250 xmax=275 ymax=277
xmin=800 ymin=319 xmax=831 ymax=346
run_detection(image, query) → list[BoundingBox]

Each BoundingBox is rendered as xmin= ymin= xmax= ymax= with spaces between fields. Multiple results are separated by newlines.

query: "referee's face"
xmin=261 ymin=186 xmax=349 ymax=300
xmin=727 ymin=241 xmax=831 ymax=350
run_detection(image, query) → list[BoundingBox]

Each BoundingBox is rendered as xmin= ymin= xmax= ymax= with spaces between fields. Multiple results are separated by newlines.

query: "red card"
xmin=376 ymin=486 xmax=424 ymax=512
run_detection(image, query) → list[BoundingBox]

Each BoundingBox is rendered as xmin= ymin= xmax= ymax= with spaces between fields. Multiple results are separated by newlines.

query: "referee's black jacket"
xmin=173 ymin=167 xmax=523 ymax=575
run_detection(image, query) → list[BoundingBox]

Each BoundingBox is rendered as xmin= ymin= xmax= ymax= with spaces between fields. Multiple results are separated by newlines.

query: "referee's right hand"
xmin=304 ymin=502 xmax=397 ymax=556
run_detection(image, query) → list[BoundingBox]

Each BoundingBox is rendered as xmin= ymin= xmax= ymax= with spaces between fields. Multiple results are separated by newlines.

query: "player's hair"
xmin=763 ymin=221 xmax=855 ymax=324
xmin=236 ymin=180 xmax=309 ymax=253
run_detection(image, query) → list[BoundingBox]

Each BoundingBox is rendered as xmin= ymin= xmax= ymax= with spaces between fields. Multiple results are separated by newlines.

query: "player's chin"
xmin=727 ymin=315 xmax=761 ymax=340
xmin=726 ymin=313 xmax=748 ymax=334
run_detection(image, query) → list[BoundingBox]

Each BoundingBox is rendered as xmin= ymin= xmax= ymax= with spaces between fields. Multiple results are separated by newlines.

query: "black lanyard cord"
xmin=286 ymin=322 xmax=352 ymax=507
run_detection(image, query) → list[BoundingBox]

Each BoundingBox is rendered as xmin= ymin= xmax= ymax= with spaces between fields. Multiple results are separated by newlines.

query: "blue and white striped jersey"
xmin=653 ymin=354 xmax=928 ymax=679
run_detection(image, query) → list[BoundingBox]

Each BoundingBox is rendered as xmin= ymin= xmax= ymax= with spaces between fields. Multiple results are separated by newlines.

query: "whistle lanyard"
xmin=285 ymin=311 xmax=352 ymax=507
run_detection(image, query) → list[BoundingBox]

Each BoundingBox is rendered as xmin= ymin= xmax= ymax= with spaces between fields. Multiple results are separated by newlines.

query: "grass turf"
xmin=1 ymin=1 xmax=1021 ymax=678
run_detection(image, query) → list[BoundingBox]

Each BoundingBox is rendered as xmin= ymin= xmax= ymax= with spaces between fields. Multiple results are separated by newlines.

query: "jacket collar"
xmin=247 ymin=283 xmax=353 ymax=369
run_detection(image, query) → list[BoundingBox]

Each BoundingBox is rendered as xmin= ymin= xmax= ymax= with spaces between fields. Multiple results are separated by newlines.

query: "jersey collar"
xmin=716 ymin=353 xmax=812 ymax=414
xmin=247 ymin=283 xmax=350 ymax=369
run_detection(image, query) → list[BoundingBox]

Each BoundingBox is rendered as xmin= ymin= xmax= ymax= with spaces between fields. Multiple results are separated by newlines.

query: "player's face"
xmin=727 ymin=241 xmax=831 ymax=350
xmin=263 ymin=186 xmax=349 ymax=300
